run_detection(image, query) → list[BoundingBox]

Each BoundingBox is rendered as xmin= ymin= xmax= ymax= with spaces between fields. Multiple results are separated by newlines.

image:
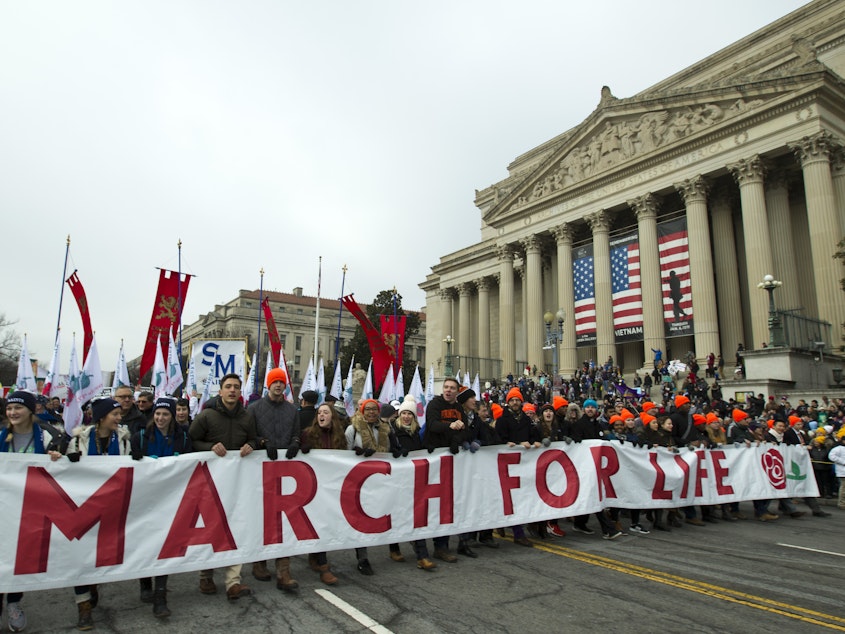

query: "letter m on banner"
xmin=15 ymin=467 xmax=134 ymax=575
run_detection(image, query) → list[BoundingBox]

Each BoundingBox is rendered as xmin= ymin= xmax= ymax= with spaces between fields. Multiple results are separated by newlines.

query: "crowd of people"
xmin=1 ymin=366 xmax=844 ymax=631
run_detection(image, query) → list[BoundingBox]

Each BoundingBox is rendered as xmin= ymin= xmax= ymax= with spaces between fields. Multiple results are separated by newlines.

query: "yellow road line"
xmin=523 ymin=539 xmax=845 ymax=631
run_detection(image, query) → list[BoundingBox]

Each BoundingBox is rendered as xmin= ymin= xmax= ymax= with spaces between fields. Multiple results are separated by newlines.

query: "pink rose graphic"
xmin=761 ymin=449 xmax=786 ymax=490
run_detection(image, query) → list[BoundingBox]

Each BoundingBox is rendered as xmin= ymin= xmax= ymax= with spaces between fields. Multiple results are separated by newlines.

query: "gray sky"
xmin=1 ymin=0 xmax=807 ymax=371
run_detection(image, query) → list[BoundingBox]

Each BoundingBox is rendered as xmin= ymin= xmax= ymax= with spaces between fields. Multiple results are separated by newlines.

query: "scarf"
xmin=0 ymin=426 xmax=45 ymax=454
xmin=352 ymin=416 xmax=390 ymax=452
xmin=88 ymin=429 xmax=121 ymax=455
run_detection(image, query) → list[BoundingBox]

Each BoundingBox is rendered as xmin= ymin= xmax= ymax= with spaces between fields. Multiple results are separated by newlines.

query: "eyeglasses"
xmin=363 ymin=406 xmax=379 ymax=412
xmin=115 ymin=395 xmax=133 ymax=400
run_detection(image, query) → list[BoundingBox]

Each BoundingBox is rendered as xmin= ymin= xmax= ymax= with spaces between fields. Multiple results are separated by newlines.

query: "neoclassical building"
xmin=421 ymin=0 xmax=845 ymax=381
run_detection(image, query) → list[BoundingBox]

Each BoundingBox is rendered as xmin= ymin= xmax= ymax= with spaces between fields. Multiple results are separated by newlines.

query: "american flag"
xmin=658 ymin=218 xmax=693 ymax=322
xmin=611 ymin=235 xmax=642 ymax=330
xmin=573 ymin=245 xmax=596 ymax=338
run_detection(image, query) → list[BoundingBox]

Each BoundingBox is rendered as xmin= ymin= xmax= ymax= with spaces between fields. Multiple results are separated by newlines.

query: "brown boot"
xmin=252 ymin=561 xmax=272 ymax=581
xmin=308 ymin=554 xmax=321 ymax=572
xmin=275 ymin=557 xmax=299 ymax=593
xmin=76 ymin=601 xmax=94 ymax=631
xmin=317 ymin=564 xmax=338 ymax=585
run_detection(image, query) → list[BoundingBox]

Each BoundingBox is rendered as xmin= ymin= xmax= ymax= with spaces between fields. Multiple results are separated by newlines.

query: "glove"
xmin=266 ymin=445 xmax=278 ymax=461
xmin=355 ymin=447 xmax=365 ymax=455
xmin=541 ymin=437 xmax=551 ymax=447
xmin=66 ymin=452 xmax=81 ymax=463
xmin=285 ymin=441 xmax=300 ymax=460
xmin=618 ymin=437 xmax=625 ymax=445
xmin=131 ymin=449 xmax=144 ymax=461
xmin=301 ymin=445 xmax=311 ymax=454
xmin=470 ymin=441 xmax=481 ymax=453
xmin=461 ymin=441 xmax=471 ymax=452
xmin=562 ymin=436 xmax=574 ymax=445
xmin=402 ymin=448 xmax=409 ymax=457
xmin=427 ymin=446 xmax=435 ymax=454
xmin=391 ymin=447 xmax=402 ymax=458
xmin=362 ymin=447 xmax=375 ymax=457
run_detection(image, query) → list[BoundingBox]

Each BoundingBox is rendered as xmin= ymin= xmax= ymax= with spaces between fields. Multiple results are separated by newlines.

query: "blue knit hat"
xmin=583 ymin=399 xmax=598 ymax=408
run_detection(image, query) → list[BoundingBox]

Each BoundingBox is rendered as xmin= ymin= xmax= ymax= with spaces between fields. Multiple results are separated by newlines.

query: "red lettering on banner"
xmin=649 ymin=453 xmax=673 ymax=500
xmin=497 ymin=453 xmax=522 ymax=515
xmin=15 ymin=466 xmax=133 ymax=575
xmin=694 ymin=450 xmax=708 ymax=497
xmin=413 ymin=456 xmax=454 ymax=528
xmin=535 ymin=450 xmax=579 ymax=508
xmin=159 ymin=462 xmax=237 ymax=559
xmin=674 ymin=454 xmax=691 ymax=498
xmin=710 ymin=450 xmax=733 ymax=495
xmin=341 ymin=461 xmax=392 ymax=533
xmin=262 ymin=461 xmax=319 ymax=544
xmin=590 ymin=445 xmax=619 ymax=500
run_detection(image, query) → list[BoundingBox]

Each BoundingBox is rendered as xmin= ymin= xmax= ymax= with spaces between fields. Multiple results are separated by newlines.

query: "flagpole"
xmin=177 ymin=239 xmax=183 ymax=359
xmin=54 ymin=235 xmax=70 ymax=345
xmin=256 ymin=268 xmax=264 ymax=397
xmin=313 ymin=256 xmax=322 ymax=367
xmin=392 ymin=286 xmax=398 ymax=380
xmin=334 ymin=264 xmax=347 ymax=363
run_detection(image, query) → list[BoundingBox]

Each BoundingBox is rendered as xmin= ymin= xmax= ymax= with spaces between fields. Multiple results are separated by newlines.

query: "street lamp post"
xmin=756 ymin=274 xmax=785 ymax=347
xmin=443 ymin=335 xmax=454 ymax=377
xmin=543 ymin=308 xmax=566 ymax=392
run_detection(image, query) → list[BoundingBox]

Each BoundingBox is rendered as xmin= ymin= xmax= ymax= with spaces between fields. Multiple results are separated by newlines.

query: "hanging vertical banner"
xmin=139 ymin=270 xmax=192 ymax=379
xmin=611 ymin=231 xmax=643 ymax=343
xmin=341 ymin=295 xmax=392 ymax=390
xmin=573 ymin=243 xmax=596 ymax=346
xmin=66 ymin=272 xmax=94 ymax=362
xmin=658 ymin=217 xmax=694 ymax=339
xmin=379 ymin=314 xmax=406 ymax=377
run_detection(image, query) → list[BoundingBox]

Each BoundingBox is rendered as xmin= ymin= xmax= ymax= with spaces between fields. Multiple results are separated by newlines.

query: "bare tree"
xmin=0 ymin=314 xmax=21 ymax=386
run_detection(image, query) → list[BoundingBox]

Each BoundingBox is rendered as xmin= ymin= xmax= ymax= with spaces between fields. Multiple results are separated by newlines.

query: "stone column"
xmin=710 ymin=185 xmax=745 ymax=360
xmin=587 ymin=210 xmax=615 ymax=365
xmin=764 ymin=170 xmax=801 ymax=311
xmin=830 ymin=148 xmax=845 ymax=237
xmin=497 ymin=245 xmax=516 ymax=377
xmin=521 ymin=235 xmax=545 ymax=373
xmin=629 ymin=193 xmax=665 ymax=368
xmin=728 ymin=155 xmax=774 ymax=349
xmin=516 ymin=264 xmax=527 ymax=368
xmin=440 ymin=288 xmax=454 ymax=339
xmin=675 ymin=176 xmax=719 ymax=362
xmin=476 ymin=277 xmax=491 ymax=361
xmin=457 ymin=282 xmax=473 ymax=360
xmin=552 ymin=224 xmax=577 ymax=377
xmin=790 ymin=132 xmax=845 ymax=350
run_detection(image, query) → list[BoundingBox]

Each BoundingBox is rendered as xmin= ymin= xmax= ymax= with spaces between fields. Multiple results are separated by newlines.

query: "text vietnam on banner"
xmin=0 ymin=442 xmax=816 ymax=592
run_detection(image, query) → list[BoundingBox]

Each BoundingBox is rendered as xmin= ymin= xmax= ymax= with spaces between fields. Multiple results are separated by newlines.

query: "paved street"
xmin=7 ymin=499 xmax=844 ymax=633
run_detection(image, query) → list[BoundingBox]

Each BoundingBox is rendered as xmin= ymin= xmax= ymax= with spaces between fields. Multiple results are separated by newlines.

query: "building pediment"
xmin=480 ymin=70 xmax=835 ymax=226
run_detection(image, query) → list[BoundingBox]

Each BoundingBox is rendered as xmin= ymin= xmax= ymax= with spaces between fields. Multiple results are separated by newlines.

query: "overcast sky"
xmin=1 ymin=0 xmax=807 ymax=370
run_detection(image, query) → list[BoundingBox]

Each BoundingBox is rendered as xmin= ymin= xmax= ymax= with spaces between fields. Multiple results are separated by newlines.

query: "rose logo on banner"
xmin=761 ymin=449 xmax=786 ymax=490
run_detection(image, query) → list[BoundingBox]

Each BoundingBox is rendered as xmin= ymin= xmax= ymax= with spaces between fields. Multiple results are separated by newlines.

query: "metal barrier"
xmin=779 ymin=311 xmax=833 ymax=352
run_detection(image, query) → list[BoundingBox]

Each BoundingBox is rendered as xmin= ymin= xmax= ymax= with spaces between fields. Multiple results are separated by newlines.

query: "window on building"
xmin=295 ymin=355 xmax=301 ymax=365
xmin=280 ymin=334 xmax=286 ymax=347
xmin=244 ymin=302 xmax=252 ymax=308
xmin=278 ymin=306 xmax=285 ymax=312
xmin=297 ymin=308 xmax=303 ymax=315
xmin=295 ymin=335 xmax=302 ymax=350
xmin=294 ymin=370 xmax=300 ymax=380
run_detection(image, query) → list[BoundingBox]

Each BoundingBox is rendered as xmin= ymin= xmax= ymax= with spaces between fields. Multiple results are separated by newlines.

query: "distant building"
xmin=179 ymin=287 xmax=426 ymax=385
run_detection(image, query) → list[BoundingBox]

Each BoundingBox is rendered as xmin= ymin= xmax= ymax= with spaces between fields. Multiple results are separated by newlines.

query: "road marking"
xmin=777 ymin=542 xmax=845 ymax=558
xmin=529 ymin=539 xmax=845 ymax=631
xmin=315 ymin=589 xmax=395 ymax=634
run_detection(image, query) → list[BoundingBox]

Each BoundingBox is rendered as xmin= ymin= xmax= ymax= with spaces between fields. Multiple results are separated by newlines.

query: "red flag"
xmin=66 ymin=271 xmax=94 ymax=362
xmin=262 ymin=297 xmax=282 ymax=367
xmin=139 ymin=269 xmax=192 ymax=380
xmin=379 ymin=315 xmax=406 ymax=378
xmin=341 ymin=294 xmax=392 ymax=390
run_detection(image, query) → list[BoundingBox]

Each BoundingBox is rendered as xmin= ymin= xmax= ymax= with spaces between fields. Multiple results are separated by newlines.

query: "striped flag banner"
xmin=610 ymin=231 xmax=643 ymax=343
xmin=573 ymin=243 xmax=596 ymax=346
xmin=658 ymin=217 xmax=694 ymax=338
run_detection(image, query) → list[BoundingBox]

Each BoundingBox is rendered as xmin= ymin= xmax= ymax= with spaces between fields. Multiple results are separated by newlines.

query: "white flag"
xmin=462 ymin=370 xmax=471 ymax=389
xmin=243 ymin=353 xmax=257 ymax=400
xmin=112 ymin=339 xmax=130 ymax=390
xmin=424 ymin=364 xmax=435 ymax=414
xmin=329 ymin=359 xmax=343 ymax=401
xmin=77 ymin=334 xmax=104 ymax=406
xmin=316 ymin=357 xmax=326 ymax=405
xmin=15 ymin=335 xmax=37 ymax=393
xmin=361 ymin=360 xmax=374 ymax=401
xmin=262 ymin=349 xmax=275 ymax=398
xmin=472 ymin=373 xmax=481 ymax=399
xmin=279 ymin=350 xmax=294 ymax=403
xmin=378 ymin=364 xmax=395 ymax=404
xmin=152 ymin=339 xmax=167 ymax=399
xmin=408 ymin=364 xmax=425 ymax=418
xmin=43 ymin=336 xmax=61 ymax=398
xmin=343 ymin=356 xmax=355 ymax=418
xmin=64 ymin=337 xmax=84 ymax=434
xmin=185 ymin=356 xmax=198 ymax=398
xmin=198 ymin=350 xmax=218 ymax=411
xmin=299 ymin=358 xmax=315 ymax=399
xmin=454 ymin=369 xmax=462 ymax=387
xmin=165 ymin=331 xmax=183 ymax=394
xmin=393 ymin=367 xmax=405 ymax=402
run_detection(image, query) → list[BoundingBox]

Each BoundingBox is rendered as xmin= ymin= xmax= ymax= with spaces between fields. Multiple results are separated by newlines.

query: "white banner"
xmin=188 ymin=339 xmax=248 ymax=395
xmin=0 ymin=441 xmax=816 ymax=592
